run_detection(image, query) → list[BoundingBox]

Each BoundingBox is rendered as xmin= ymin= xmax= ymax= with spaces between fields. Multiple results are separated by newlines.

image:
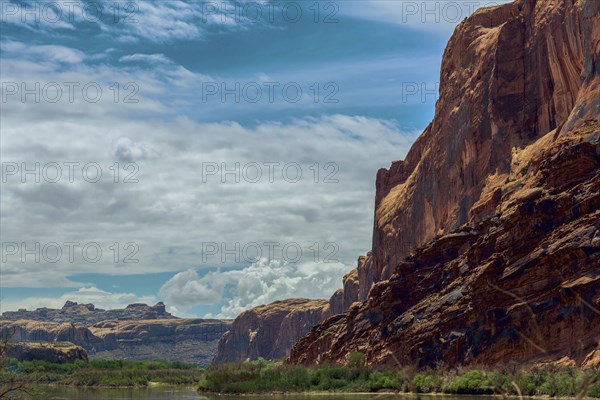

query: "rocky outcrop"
xmin=334 ymin=0 xmax=600 ymax=306
xmin=1 ymin=301 xmax=174 ymax=324
xmin=213 ymin=299 xmax=328 ymax=364
xmin=0 ymin=305 xmax=232 ymax=366
xmin=289 ymin=0 xmax=599 ymax=368
xmin=6 ymin=341 xmax=88 ymax=363
xmin=291 ymin=129 xmax=599 ymax=367
xmin=328 ymin=268 xmax=360 ymax=316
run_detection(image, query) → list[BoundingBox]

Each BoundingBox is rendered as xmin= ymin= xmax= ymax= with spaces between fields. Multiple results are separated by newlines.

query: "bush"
xmin=538 ymin=368 xmax=577 ymax=397
xmin=346 ymin=352 xmax=366 ymax=369
xmin=413 ymin=372 xmax=442 ymax=393
xmin=368 ymin=371 xmax=403 ymax=391
xmin=588 ymin=380 xmax=600 ymax=398
xmin=444 ymin=369 xmax=493 ymax=394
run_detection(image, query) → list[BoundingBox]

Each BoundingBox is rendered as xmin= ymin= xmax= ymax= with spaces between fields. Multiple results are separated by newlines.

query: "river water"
xmin=29 ymin=387 xmax=483 ymax=400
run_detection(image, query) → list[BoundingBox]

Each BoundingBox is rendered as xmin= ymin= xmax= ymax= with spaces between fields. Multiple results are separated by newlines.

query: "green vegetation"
xmin=199 ymin=356 xmax=600 ymax=397
xmin=1 ymin=359 xmax=202 ymax=387
xmin=2 ymin=353 xmax=600 ymax=397
xmin=412 ymin=372 xmax=442 ymax=393
xmin=444 ymin=369 xmax=493 ymax=394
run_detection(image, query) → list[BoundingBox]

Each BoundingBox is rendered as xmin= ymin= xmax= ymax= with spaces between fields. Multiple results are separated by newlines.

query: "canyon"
xmin=2 ymin=0 xmax=597 ymax=370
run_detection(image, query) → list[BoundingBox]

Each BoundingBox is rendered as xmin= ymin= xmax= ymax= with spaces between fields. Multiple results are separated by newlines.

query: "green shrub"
xmin=509 ymin=368 xmax=546 ymax=395
xmin=587 ymin=380 xmax=600 ymax=398
xmin=346 ymin=352 xmax=366 ymax=368
xmin=413 ymin=372 xmax=442 ymax=393
xmin=444 ymin=369 xmax=493 ymax=394
xmin=368 ymin=371 xmax=403 ymax=391
xmin=538 ymin=368 xmax=573 ymax=396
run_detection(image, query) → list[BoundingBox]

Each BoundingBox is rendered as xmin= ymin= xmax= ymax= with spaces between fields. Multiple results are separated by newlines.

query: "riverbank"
xmin=198 ymin=357 xmax=600 ymax=398
xmin=2 ymin=356 xmax=599 ymax=398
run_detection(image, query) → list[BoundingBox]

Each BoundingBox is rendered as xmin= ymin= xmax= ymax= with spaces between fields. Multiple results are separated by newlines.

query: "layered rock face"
xmin=291 ymin=129 xmax=600 ymax=367
xmin=289 ymin=0 xmax=599 ymax=367
xmin=0 ymin=303 xmax=232 ymax=366
xmin=6 ymin=342 xmax=88 ymax=363
xmin=87 ymin=319 xmax=230 ymax=366
xmin=336 ymin=0 xmax=600 ymax=306
xmin=213 ymin=299 xmax=328 ymax=364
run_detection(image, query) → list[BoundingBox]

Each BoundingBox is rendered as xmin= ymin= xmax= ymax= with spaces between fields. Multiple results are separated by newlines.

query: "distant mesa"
xmin=2 ymin=301 xmax=174 ymax=325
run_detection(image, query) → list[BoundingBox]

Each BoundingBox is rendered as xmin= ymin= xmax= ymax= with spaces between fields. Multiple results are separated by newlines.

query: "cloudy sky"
xmin=0 ymin=0 xmax=509 ymax=318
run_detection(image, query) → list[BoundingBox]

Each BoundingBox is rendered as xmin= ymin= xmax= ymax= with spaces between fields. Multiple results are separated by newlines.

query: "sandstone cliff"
xmin=213 ymin=299 xmax=328 ymax=364
xmin=336 ymin=0 xmax=600 ymax=306
xmin=289 ymin=0 xmax=600 ymax=368
xmin=0 ymin=303 xmax=232 ymax=366
xmin=291 ymin=128 xmax=600 ymax=367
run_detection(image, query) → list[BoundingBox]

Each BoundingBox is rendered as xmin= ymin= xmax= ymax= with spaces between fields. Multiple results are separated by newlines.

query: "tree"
xmin=0 ymin=329 xmax=29 ymax=398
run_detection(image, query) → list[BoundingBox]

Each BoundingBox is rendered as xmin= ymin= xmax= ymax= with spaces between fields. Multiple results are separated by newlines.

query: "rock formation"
xmin=0 ymin=303 xmax=232 ymax=366
xmin=215 ymin=0 xmax=599 ymax=366
xmin=1 ymin=301 xmax=174 ymax=324
xmin=340 ymin=0 xmax=600 ymax=305
xmin=289 ymin=0 xmax=600 ymax=368
xmin=291 ymin=130 xmax=600 ymax=366
xmin=213 ymin=299 xmax=328 ymax=364
xmin=88 ymin=319 xmax=230 ymax=366
xmin=6 ymin=342 xmax=88 ymax=363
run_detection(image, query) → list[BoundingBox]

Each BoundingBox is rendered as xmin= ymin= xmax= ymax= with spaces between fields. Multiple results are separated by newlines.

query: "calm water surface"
xmin=32 ymin=388 xmax=485 ymax=400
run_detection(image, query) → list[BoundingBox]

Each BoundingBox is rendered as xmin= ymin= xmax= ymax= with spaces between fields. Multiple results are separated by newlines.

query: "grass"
xmin=198 ymin=356 xmax=600 ymax=397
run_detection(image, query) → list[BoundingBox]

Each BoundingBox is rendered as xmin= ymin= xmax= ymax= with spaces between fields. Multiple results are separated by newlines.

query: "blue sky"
xmin=0 ymin=0 xmax=508 ymax=318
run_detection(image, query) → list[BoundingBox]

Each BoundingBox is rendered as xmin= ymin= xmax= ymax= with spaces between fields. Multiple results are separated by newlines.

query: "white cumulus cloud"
xmin=119 ymin=53 xmax=172 ymax=64
xmin=159 ymin=258 xmax=349 ymax=318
